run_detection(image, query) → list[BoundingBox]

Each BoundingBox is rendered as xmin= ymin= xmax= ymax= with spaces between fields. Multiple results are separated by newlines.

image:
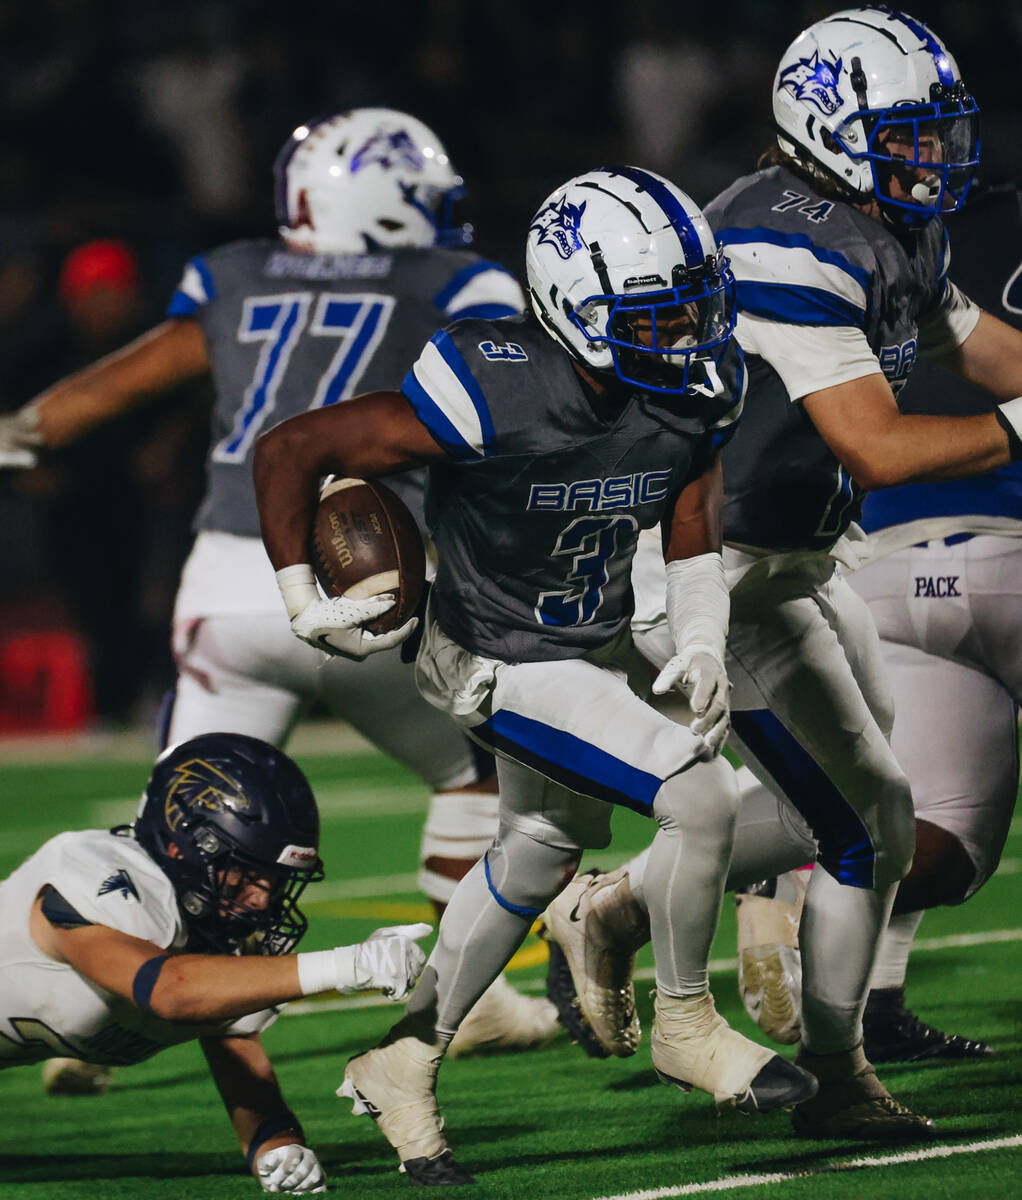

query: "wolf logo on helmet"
xmin=778 ymin=50 xmax=844 ymax=116
xmin=273 ymin=108 xmax=470 ymax=254
xmin=529 ymin=196 xmax=588 ymax=260
xmin=526 ymin=166 xmax=737 ymax=398
xmin=350 ymin=128 xmax=427 ymax=175
xmin=772 ymin=6 xmax=979 ymax=226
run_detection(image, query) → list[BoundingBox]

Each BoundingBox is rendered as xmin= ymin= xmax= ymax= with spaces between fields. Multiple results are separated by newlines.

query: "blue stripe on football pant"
xmin=401 ymin=369 xmax=482 ymax=461
xmin=483 ymin=853 xmax=542 ymax=918
xmin=714 ymin=226 xmax=873 ymax=296
xmin=604 ymin=165 xmax=705 ymax=269
xmin=433 ymin=260 xmax=509 ymax=311
xmin=730 ymin=709 xmax=877 ymax=888
xmin=446 ymin=302 xmax=520 ymax=321
xmin=475 ymin=708 xmax=665 ymax=816
xmin=430 ymin=328 xmax=497 ymax=451
xmin=735 ymin=280 xmax=866 ymax=327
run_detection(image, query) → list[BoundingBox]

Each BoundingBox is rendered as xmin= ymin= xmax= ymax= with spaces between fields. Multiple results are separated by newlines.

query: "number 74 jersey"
xmin=403 ymin=314 xmax=745 ymax=662
xmin=168 ymin=238 xmax=524 ymax=539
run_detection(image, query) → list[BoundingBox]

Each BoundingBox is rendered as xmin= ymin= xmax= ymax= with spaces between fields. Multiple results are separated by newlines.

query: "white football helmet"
xmin=525 ymin=166 xmax=736 ymax=396
xmin=773 ymin=7 xmax=979 ymax=226
xmin=273 ymin=108 xmax=469 ymax=254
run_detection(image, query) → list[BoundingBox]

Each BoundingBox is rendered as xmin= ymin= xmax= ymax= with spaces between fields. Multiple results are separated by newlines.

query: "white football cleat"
xmin=338 ymin=1018 xmax=475 ymax=1186
xmin=736 ymin=869 xmax=809 ymax=1045
xmin=543 ymin=868 xmax=648 ymax=1058
xmin=651 ymin=989 xmax=818 ymax=1113
xmin=42 ymin=1058 xmax=114 ymax=1096
xmin=447 ymin=973 xmax=561 ymax=1058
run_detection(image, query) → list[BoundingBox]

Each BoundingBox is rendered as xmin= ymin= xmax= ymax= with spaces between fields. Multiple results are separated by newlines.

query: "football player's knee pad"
xmin=417 ymin=791 xmax=502 ymax=904
xmin=868 ymin=774 xmax=916 ymax=891
xmin=652 ymin=756 xmax=739 ymax=839
xmin=483 ymin=824 xmax=582 ymax=918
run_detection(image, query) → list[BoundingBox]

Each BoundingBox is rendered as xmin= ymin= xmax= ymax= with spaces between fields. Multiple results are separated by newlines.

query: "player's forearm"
xmin=32 ymin=319 xmax=209 ymax=449
xmin=941 ymin=310 xmax=1022 ymax=400
xmin=201 ymin=1035 xmax=301 ymax=1152
xmin=145 ymin=953 xmax=302 ymax=1022
xmin=253 ymin=413 xmax=329 ymax=570
xmin=848 ymin=413 xmax=1010 ymax=488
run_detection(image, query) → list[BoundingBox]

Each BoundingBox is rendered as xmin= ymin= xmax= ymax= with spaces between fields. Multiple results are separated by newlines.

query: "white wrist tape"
xmin=276 ymin=564 xmax=320 ymax=621
xmin=664 ymin=552 xmax=729 ymax=664
xmin=296 ymin=946 xmax=359 ymax=996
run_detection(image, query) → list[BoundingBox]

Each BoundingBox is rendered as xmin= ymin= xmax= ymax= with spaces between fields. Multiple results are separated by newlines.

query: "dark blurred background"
xmin=0 ymin=0 xmax=1019 ymax=731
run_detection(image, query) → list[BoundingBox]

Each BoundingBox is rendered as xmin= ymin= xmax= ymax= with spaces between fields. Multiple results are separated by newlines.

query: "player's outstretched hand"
xmin=652 ymin=648 xmax=730 ymax=757
xmin=289 ymin=594 xmax=418 ymax=660
xmin=0 ymin=406 xmax=42 ymax=469
xmin=355 ymin=922 xmax=433 ymax=999
xmin=255 ymin=1143 xmax=327 ymax=1193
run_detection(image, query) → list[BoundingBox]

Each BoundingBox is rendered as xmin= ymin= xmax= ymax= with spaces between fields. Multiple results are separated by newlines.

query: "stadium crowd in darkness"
xmin=0 ymin=0 xmax=1019 ymax=726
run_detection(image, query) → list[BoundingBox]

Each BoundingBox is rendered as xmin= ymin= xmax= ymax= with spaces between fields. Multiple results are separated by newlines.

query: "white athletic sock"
xmin=869 ymin=909 xmax=925 ymax=990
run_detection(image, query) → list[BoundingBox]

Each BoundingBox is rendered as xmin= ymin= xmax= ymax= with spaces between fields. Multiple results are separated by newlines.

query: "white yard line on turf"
xmin=585 ymin=1135 xmax=1022 ymax=1200
xmin=281 ymin=926 xmax=1022 ymax=1016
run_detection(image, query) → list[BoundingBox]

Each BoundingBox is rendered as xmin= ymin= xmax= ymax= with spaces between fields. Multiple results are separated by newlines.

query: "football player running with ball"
xmin=0 ymin=109 xmax=557 ymax=1058
xmin=253 ymin=166 xmax=819 ymax=1186
xmin=545 ymin=4 xmax=1022 ymax=1142
xmin=0 ymin=732 xmax=430 ymax=1194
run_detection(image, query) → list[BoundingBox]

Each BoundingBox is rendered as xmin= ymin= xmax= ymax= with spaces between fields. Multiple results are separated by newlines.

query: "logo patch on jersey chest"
xmin=98 ymin=869 xmax=140 ymax=902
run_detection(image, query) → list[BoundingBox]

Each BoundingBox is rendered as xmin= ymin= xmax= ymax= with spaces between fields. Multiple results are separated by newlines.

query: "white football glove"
xmin=355 ymin=922 xmax=432 ymax=999
xmin=290 ymin=593 xmax=418 ymax=661
xmin=652 ymin=647 xmax=730 ymax=758
xmin=255 ymin=1143 xmax=326 ymax=1193
xmin=0 ymin=405 xmax=42 ymax=469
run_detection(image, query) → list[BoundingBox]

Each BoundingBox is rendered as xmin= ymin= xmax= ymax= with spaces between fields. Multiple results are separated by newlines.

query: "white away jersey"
xmin=0 ymin=830 xmax=277 ymax=1067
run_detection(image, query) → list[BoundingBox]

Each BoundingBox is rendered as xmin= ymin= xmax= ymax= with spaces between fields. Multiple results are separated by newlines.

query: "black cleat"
xmin=738 ymin=1056 xmax=819 ymax=1114
xmin=401 ymin=1151 xmax=476 ymax=1186
xmin=864 ymin=987 xmax=993 ymax=1063
xmin=543 ymin=934 xmax=610 ymax=1059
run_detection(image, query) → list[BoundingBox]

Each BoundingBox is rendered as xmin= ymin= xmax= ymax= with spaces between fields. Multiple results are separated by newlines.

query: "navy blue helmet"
xmin=133 ymin=733 xmax=323 ymax=955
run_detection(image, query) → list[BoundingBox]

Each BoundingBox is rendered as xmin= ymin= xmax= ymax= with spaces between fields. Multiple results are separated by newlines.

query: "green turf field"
xmin=1 ymin=741 xmax=1020 ymax=1199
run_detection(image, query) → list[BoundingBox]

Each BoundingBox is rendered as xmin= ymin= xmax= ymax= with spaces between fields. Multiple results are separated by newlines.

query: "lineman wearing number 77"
xmin=0 ymin=732 xmax=430 ymax=1193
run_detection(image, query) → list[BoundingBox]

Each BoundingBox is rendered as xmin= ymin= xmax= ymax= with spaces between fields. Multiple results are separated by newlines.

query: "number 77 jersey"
xmin=403 ymin=314 xmax=745 ymax=662
xmin=167 ymin=237 xmax=524 ymax=538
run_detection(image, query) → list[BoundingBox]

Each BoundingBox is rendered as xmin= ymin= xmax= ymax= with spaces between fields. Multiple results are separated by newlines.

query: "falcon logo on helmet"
xmin=529 ymin=197 xmax=588 ymax=260
xmin=133 ymin=733 xmax=324 ymax=955
xmin=778 ymin=51 xmax=844 ymax=116
xmin=164 ymin=759 xmax=250 ymax=832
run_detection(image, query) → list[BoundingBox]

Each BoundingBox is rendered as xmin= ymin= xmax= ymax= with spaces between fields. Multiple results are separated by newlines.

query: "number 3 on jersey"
xmin=536 ymin=515 xmax=637 ymax=626
xmin=213 ymin=291 xmax=396 ymax=462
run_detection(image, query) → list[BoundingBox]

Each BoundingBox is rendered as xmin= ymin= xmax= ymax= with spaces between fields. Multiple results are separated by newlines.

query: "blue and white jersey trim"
xmin=716 ymin=226 xmax=869 ymax=328
xmin=434 ymin=261 xmax=524 ymax=319
xmin=861 ymin=466 xmax=1022 ymax=533
xmin=166 ymin=256 xmax=216 ymax=317
xmin=402 ymin=331 xmax=496 ymax=460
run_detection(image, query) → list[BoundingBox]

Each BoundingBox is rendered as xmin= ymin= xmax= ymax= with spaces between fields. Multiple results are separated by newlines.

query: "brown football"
xmin=309 ymin=477 xmax=426 ymax=634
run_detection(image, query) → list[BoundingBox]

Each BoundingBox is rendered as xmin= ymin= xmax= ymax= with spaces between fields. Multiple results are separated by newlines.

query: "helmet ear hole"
xmin=294 ymin=189 xmax=314 ymax=231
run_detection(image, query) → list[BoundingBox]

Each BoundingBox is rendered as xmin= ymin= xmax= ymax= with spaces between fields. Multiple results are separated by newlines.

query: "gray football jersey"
xmin=707 ymin=165 xmax=951 ymax=551
xmin=168 ymin=239 xmax=523 ymax=537
xmin=402 ymin=315 xmax=745 ymax=661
